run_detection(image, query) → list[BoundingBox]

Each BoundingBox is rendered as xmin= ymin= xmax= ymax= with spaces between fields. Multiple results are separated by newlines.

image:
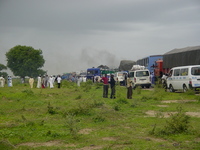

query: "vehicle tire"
xmin=169 ymin=85 xmax=175 ymax=92
xmin=183 ymin=85 xmax=188 ymax=92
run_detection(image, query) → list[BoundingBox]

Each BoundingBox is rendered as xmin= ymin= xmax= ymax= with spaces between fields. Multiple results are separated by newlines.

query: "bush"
xmin=161 ymin=107 xmax=191 ymax=135
xmin=65 ymin=113 xmax=79 ymax=139
xmin=81 ymin=80 xmax=93 ymax=92
xmin=21 ymin=89 xmax=34 ymax=96
xmin=47 ymin=102 xmax=57 ymax=115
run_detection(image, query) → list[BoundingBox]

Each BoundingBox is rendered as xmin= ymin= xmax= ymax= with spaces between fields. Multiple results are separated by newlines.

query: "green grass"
xmin=0 ymin=80 xmax=200 ymax=149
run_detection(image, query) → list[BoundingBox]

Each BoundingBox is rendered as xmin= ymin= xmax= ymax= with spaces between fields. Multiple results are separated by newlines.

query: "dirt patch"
xmin=78 ymin=128 xmax=93 ymax=134
xmin=17 ymin=140 xmax=76 ymax=148
xmin=77 ymin=145 xmax=103 ymax=150
xmin=143 ymin=136 xmax=167 ymax=142
xmin=161 ymin=100 xmax=197 ymax=103
xmin=102 ymin=137 xmax=117 ymax=141
xmin=146 ymin=110 xmax=200 ymax=118
xmin=194 ymin=138 xmax=200 ymax=142
xmin=186 ymin=112 xmax=200 ymax=117
xmin=157 ymin=105 xmax=168 ymax=107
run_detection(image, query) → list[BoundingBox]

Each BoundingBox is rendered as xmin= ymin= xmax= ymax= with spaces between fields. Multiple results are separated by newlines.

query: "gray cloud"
xmin=0 ymin=0 xmax=200 ymax=75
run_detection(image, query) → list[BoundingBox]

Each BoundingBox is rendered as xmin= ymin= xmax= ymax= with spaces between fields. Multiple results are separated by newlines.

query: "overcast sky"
xmin=0 ymin=0 xmax=200 ymax=75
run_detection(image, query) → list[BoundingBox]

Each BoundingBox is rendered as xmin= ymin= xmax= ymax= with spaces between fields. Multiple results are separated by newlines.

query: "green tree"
xmin=0 ymin=64 xmax=8 ymax=77
xmin=6 ymin=45 xmax=45 ymax=78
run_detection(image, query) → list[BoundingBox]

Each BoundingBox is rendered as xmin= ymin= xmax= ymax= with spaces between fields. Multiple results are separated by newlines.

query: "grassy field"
xmin=0 ymin=80 xmax=200 ymax=150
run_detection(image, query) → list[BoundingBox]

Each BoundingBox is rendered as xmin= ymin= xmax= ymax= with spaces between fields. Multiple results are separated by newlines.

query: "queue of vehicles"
xmin=75 ymin=46 xmax=200 ymax=92
xmin=85 ymin=66 xmax=200 ymax=92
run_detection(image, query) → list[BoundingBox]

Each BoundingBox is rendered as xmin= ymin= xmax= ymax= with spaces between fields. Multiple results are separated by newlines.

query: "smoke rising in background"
xmin=43 ymin=47 xmax=120 ymax=75
xmin=80 ymin=48 xmax=120 ymax=69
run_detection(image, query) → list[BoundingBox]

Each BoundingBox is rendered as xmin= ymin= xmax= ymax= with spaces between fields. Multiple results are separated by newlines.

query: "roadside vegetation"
xmin=0 ymin=79 xmax=200 ymax=150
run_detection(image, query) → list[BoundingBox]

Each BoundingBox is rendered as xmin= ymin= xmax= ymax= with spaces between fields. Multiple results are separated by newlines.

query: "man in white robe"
xmin=37 ymin=75 xmax=41 ymax=88
xmin=29 ymin=77 xmax=34 ymax=88
xmin=49 ymin=76 xmax=54 ymax=88
xmin=0 ymin=76 xmax=3 ymax=87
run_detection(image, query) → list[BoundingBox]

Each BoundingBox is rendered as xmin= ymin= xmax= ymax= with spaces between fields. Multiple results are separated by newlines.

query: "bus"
xmin=86 ymin=68 xmax=101 ymax=80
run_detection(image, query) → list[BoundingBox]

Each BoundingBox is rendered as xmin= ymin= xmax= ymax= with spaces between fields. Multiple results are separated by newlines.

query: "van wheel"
xmin=169 ymin=85 xmax=175 ymax=92
xmin=183 ymin=85 xmax=188 ymax=92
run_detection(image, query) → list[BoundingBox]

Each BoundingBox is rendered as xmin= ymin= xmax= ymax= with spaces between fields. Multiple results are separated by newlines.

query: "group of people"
xmin=0 ymin=75 xmax=13 ymax=87
xmin=101 ymin=74 xmax=133 ymax=99
xmin=1 ymin=73 xmax=133 ymax=99
xmin=29 ymin=75 xmax=62 ymax=89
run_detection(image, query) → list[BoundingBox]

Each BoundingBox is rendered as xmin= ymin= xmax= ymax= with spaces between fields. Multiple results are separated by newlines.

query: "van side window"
xmin=191 ymin=67 xmax=200 ymax=75
xmin=174 ymin=69 xmax=180 ymax=76
xmin=180 ymin=68 xmax=188 ymax=76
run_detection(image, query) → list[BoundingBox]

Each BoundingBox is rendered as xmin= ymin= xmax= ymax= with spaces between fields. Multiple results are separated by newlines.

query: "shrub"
xmin=47 ymin=102 xmax=57 ymax=115
xmin=0 ymin=140 xmax=15 ymax=150
xmin=161 ymin=107 xmax=191 ymax=135
xmin=93 ymin=115 xmax=106 ymax=123
xmin=67 ymin=102 xmax=92 ymax=116
xmin=75 ymin=95 xmax=82 ymax=100
xmin=21 ymin=89 xmax=34 ymax=96
xmin=65 ymin=113 xmax=79 ymax=139
xmin=116 ymin=98 xmax=128 ymax=104
xmin=113 ymin=105 xmax=120 ymax=111
xmin=81 ymin=80 xmax=93 ymax=92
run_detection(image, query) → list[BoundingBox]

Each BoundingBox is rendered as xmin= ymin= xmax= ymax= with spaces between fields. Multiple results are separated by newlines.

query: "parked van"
xmin=167 ymin=65 xmax=200 ymax=92
xmin=129 ymin=69 xmax=151 ymax=89
xmin=114 ymin=71 xmax=127 ymax=85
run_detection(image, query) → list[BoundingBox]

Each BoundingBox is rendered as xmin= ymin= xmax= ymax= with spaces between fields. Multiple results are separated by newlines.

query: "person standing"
xmin=101 ymin=74 xmax=109 ymax=98
xmin=42 ymin=75 xmax=45 ymax=88
xmin=57 ymin=75 xmax=62 ymax=88
xmin=150 ymin=72 xmax=155 ymax=86
xmin=77 ymin=76 xmax=81 ymax=87
xmin=126 ymin=74 xmax=133 ymax=99
xmin=29 ymin=77 xmax=34 ymax=88
xmin=49 ymin=75 xmax=54 ymax=88
xmin=0 ymin=75 xmax=5 ymax=87
xmin=45 ymin=75 xmax=49 ymax=88
xmin=8 ymin=76 xmax=13 ymax=87
xmin=37 ymin=75 xmax=42 ymax=88
xmin=109 ymin=74 xmax=116 ymax=99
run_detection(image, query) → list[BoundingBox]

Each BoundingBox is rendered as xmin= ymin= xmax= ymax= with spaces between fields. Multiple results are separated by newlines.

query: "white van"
xmin=167 ymin=65 xmax=200 ymax=92
xmin=129 ymin=69 xmax=151 ymax=89
xmin=114 ymin=71 xmax=127 ymax=85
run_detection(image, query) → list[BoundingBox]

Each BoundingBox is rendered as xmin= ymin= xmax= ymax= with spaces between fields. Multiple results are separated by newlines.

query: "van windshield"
xmin=136 ymin=71 xmax=149 ymax=77
xmin=191 ymin=67 xmax=200 ymax=75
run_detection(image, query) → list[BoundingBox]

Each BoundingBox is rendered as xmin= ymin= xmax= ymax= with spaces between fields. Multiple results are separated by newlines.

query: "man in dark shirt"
xmin=109 ymin=74 xmax=116 ymax=99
